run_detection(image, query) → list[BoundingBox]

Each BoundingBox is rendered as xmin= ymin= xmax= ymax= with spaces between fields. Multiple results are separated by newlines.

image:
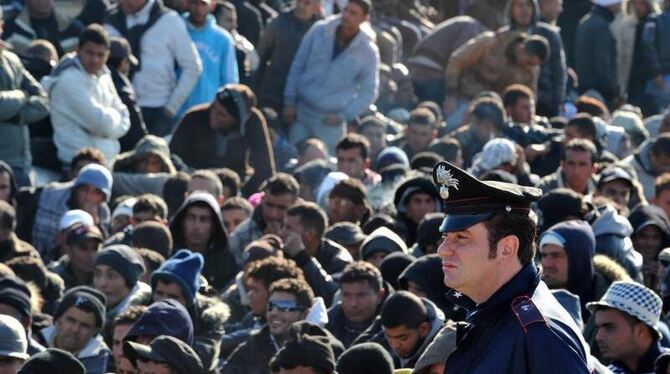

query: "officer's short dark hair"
xmin=133 ymin=194 xmax=168 ymax=221
xmin=261 ymin=173 xmax=300 ymax=198
xmin=483 ymin=212 xmax=537 ymax=265
xmin=340 ymin=261 xmax=383 ymax=292
xmin=269 ymin=278 xmax=314 ymax=310
xmin=523 ymin=35 xmax=549 ymax=63
xmin=336 ymin=133 xmax=370 ymax=161
xmin=78 ymin=24 xmax=110 ymax=49
xmin=566 ymin=113 xmax=597 ymax=141
xmin=244 ymin=257 xmax=304 ymax=289
xmin=503 ymin=84 xmax=535 ymax=108
xmin=287 ymin=202 xmax=328 ymax=239
xmin=381 ymin=291 xmax=427 ymax=330
xmin=563 ymin=139 xmax=597 ymax=165
xmin=0 ymin=200 xmax=16 ymax=231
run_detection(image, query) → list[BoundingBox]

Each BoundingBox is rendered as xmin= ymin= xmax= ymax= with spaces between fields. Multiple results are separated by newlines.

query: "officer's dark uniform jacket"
xmin=444 ymin=263 xmax=592 ymax=373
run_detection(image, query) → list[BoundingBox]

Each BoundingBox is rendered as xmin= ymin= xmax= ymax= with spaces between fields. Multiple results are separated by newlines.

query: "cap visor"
xmin=440 ymin=214 xmax=493 ymax=233
xmin=124 ymin=341 xmax=168 ymax=365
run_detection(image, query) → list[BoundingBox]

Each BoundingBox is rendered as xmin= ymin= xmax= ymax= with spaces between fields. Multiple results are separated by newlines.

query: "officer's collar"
xmin=459 ymin=263 xmax=540 ymax=324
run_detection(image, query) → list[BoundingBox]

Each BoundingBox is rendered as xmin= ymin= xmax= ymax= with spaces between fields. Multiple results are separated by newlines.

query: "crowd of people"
xmin=0 ymin=0 xmax=670 ymax=371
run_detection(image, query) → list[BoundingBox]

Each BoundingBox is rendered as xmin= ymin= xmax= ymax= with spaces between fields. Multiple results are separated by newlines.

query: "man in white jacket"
xmin=105 ymin=0 xmax=203 ymax=136
xmin=42 ymin=24 xmax=130 ymax=170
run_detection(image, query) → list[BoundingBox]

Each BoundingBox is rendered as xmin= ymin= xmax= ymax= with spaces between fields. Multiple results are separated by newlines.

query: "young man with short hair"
xmin=224 ymin=278 xmax=315 ymax=373
xmin=401 ymin=108 xmax=437 ymax=160
xmin=536 ymin=139 xmax=598 ymax=195
xmin=228 ymin=173 xmax=300 ymax=264
xmin=369 ymin=291 xmax=445 ymax=369
xmin=49 ymin=222 xmax=103 ymax=289
xmin=336 ymin=133 xmax=381 ymax=188
xmin=221 ymin=196 xmax=253 ymax=233
xmin=326 ymin=261 xmax=386 ymax=347
xmin=327 ymin=179 xmax=371 ymax=226
xmin=110 ymin=305 xmax=147 ymax=374
xmin=38 ymin=286 xmax=111 ymax=374
xmin=42 ymin=24 xmax=130 ymax=168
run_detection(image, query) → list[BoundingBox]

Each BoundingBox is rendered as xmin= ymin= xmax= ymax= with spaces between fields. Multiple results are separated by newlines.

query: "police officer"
xmin=432 ymin=161 xmax=592 ymax=373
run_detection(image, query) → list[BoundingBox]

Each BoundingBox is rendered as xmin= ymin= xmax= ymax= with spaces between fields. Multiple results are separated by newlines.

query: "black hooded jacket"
xmin=169 ymin=193 xmax=239 ymax=290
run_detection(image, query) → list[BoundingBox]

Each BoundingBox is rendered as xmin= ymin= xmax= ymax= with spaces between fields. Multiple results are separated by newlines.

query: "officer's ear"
xmin=497 ymin=235 xmax=519 ymax=261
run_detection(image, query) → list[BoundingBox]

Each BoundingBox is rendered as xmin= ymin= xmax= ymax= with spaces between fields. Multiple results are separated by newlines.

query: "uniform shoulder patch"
xmin=511 ymin=296 xmax=546 ymax=333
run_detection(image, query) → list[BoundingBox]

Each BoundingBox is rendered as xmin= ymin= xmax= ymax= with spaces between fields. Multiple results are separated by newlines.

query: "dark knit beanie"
xmin=95 ymin=245 xmax=146 ymax=288
xmin=336 ymin=342 xmax=394 ymax=374
xmin=417 ymin=212 xmax=445 ymax=250
xmin=0 ymin=276 xmax=32 ymax=318
xmin=151 ymin=249 xmax=204 ymax=306
xmin=380 ymin=252 xmax=416 ymax=290
xmin=271 ymin=334 xmax=335 ymax=373
xmin=54 ymin=286 xmax=106 ymax=329
xmin=18 ymin=348 xmax=85 ymax=374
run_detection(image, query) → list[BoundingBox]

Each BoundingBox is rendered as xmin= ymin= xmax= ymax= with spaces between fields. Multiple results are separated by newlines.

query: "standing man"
xmin=41 ymin=24 xmax=130 ymax=168
xmin=574 ymin=0 xmax=622 ymax=108
xmin=254 ymin=0 xmax=322 ymax=112
xmin=283 ymin=0 xmax=379 ymax=153
xmin=105 ymin=0 xmax=202 ymax=136
xmin=432 ymin=161 xmax=592 ymax=372
xmin=180 ymin=0 xmax=238 ymax=118
xmin=0 ymin=6 xmax=50 ymax=187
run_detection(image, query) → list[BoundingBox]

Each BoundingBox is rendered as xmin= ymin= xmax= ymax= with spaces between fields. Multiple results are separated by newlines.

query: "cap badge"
xmin=436 ymin=165 xmax=459 ymax=199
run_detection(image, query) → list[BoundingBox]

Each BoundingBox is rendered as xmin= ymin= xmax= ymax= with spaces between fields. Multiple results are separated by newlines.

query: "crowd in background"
xmin=0 ymin=0 xmax=670 ymax=371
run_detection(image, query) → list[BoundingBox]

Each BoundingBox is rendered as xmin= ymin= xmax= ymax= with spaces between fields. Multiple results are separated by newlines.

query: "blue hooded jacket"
xmin=125 ymin=299 xmax=194 ymax=345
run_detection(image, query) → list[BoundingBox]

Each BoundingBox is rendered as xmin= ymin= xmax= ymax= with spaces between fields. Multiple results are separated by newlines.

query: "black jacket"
xmin=111 ymin=69 xmax=147 ymax=152
xmin=575 ymin=6 xmax=620 ymax=105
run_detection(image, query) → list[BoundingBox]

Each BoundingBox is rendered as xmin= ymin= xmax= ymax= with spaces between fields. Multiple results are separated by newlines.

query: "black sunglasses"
xmin=267 ymin=300 xmax=306 ymax=313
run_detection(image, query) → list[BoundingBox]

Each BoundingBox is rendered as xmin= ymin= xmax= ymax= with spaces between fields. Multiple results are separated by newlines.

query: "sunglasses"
xmin=267 ymin=300 xmax=306 ymax=313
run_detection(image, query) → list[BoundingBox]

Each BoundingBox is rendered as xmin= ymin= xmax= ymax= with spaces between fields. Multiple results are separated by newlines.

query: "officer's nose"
xmin=437 ymin=236 xmax=454 ymax=257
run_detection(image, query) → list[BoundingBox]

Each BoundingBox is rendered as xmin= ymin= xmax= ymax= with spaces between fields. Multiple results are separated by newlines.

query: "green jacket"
xmin=0 ymin=45 xmax=49 ymax=170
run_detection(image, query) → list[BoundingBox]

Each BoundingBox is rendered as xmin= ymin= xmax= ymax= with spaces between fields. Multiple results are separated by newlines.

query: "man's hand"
xmin=283 ymin=106 xmax=297 ymax=125
xmin=281 ymin=230 xmax=305 ymax=257
xmin=322 ymin=113 xmax=343 ymax=126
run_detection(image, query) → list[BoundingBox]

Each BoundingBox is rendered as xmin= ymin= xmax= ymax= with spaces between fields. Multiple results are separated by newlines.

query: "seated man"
xmin=41 ymin=24 xmax=130 ymax=168
xmin=221 ymin=256 xmax=305 ymax=355
xmin=170 ymin=84 xmax=275 ymax=194
xmin=270 ymin=332 xmax=336 ymax=374
xmin=393 ymin=174 xmax=441 ymax=246
xmin=335 ymin=134 xmax=381 ymax=189
xmin=49 ymin=222 xmax=103 ymax=289
xmin=221 ymin=196 xmax=253 ymax=233
xmin=363 ymin=291 xmax=445 ymax=369
xmin=92 ymin=245 xmax=149 ymax=325
xmin=327 ymin=179 xmax=372 ymax=226
xmin=17 ymin=163 xmax=112 ymax=260
xmin=169 ymin=191 xmax=239 ymax=289
xmin=361 ymin=227 xmax=408 ymax=268
xmin=594 ymin=166 xmax=635 ymax=210
xmin=38 ymin=286 xmax=111 ymax=374
xmin=589 ymin=281 xmax=668 ymax=372
xmin=110 ymin=306 xmax=147 ymax=374
xmin=223 ymin=278 xmax=316 ymax=374
xmin=326 ymin=261 xmax=386 ymax=347
xmin=123 ymin=335 xmax=203 ymax=374
xmin=150 ymin=249 xmax=229 ymax=372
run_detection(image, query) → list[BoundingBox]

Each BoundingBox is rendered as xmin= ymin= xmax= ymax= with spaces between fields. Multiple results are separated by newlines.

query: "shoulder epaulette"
xmin=511 ymin=295 xmax=546 ymax=333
